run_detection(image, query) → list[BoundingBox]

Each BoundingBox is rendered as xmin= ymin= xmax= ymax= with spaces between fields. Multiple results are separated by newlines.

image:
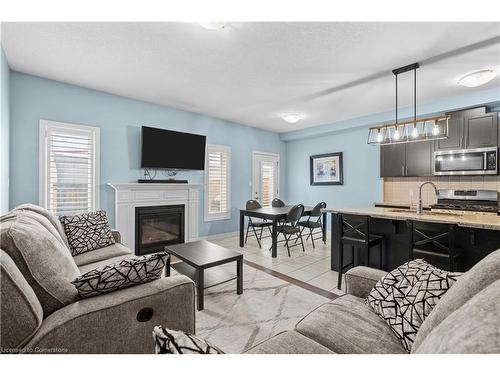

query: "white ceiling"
xmin=2 ymin=22 xmax=500 ymax=133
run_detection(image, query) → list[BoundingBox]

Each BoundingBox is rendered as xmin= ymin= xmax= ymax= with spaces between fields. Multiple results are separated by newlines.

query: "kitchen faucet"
xmin=417 ymin=181 xmax=438 ymax=214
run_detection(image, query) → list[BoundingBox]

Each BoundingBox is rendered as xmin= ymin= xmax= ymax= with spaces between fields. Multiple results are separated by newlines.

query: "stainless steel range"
xmin=431 ymin=189 xmax=499 ymax=215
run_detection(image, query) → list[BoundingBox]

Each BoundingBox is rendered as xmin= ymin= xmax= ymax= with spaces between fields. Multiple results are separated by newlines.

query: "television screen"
xmin=141 ymin=126 xmax=206 ymax=170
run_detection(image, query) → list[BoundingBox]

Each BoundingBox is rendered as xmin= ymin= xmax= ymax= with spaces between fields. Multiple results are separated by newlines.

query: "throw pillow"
xmin=153 ymin=326 xmax=224 ymax=354
xmin=366 ymin=259 xmax=461 ymax=352
xmin=59 ymin=210 xmax=115 ymax=256
xmin=72 ymin=252 xmax=168 ymax=298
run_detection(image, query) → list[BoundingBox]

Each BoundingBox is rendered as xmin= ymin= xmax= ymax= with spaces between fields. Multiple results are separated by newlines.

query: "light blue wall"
xmin=283 ymin=89 xmax=500 ymax=210
xmin=0 ymin=47 xmax=10 ymax=214
xmin=9 ymin=72 xmax=285 ymax=236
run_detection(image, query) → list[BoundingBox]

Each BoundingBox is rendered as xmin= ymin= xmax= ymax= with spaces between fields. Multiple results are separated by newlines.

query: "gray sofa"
xmin=0 ymin=204 xmax=195 ymax=354
xmin=247 ymin=248 xmax=500 ymax=354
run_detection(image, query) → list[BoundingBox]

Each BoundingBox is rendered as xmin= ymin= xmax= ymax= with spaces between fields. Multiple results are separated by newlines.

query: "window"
xmin=39 ymin=120 xmax=100 ymax=216
xmin=205 ymin=144 xmax=231 ymax=221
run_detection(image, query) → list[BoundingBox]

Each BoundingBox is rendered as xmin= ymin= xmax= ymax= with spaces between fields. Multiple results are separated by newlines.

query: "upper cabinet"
xmin=380 ymin=106 xmax=499 ymax=178
xmin=465 ymin=113 xmax=498 ymax=149
xmin=436 ymin=106 xmax=498 ymax=152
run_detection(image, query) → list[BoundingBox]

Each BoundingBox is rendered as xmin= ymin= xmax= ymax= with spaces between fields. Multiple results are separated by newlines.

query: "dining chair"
xmin=245 ymin=200 xmax=272 ymax=248
xmin=277 ymin=204 xmax=305 ymax=256
xmin=297 ymin=202 xmax=326 ymax=248
xmin=271 ymin=198 xmax=285 ymax=207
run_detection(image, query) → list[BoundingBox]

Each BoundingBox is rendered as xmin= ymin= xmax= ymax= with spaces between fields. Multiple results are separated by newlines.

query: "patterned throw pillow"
xmin=366 ymin=259 xmax=461 ymax=352
xmin=60 ymin=210 xmax=115 ymax=256
xmin=72 ymin=252 xmax=168 ymax=298
xmin=153 ymin=326 xmax=224 ymax=354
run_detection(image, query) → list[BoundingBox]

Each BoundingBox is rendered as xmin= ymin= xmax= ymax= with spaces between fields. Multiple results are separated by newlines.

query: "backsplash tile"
xmin=383 ymin=176 xmax=500 ymax=206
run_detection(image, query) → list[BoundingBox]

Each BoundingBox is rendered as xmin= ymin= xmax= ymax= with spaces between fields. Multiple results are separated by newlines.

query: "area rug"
xmin=194 ymin=263 xmax=331 ymax=353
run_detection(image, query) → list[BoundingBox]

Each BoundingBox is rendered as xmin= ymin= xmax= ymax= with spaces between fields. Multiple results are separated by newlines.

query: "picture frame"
xmin=310 ymin=152 xmax=343 ymax=186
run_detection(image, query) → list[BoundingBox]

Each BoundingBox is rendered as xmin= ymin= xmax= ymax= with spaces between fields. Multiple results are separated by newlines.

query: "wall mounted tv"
xmin=141 ymin=126 xmax=206 ymax=170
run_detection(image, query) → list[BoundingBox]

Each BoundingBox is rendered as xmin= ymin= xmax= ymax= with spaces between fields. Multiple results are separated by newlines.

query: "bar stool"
xmin=337 ymin=214 xmax=384 ymax=290
xmin=406 ymin=220 xmax=461 ymax=271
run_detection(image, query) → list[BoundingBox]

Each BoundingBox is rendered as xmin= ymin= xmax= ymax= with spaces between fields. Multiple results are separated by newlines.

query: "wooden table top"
xmin=165 ymin=240 xmax=243 ymax=269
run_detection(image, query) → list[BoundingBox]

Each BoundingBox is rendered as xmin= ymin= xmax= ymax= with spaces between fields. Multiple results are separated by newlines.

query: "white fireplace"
xmin=107 ymin=183 xmax=201 ymax=251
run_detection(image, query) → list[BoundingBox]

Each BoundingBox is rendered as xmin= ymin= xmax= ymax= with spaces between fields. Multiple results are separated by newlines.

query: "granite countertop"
xmin=322 ymin=207 xmax=500 ymax=231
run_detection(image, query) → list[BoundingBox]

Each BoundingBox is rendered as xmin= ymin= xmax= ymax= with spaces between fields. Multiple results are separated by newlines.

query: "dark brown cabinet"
xmin=465 ymin=113 xmax=498 ymax=149
xmin=380 ymin=141 xmax=433 ymax=177
xmin=380 ymin=106 xmax=499 ymax=178
xmin=380 ymin=144 xmax=406 ymax=177
xmin=406 ymin=141 xmax=433 ymax=176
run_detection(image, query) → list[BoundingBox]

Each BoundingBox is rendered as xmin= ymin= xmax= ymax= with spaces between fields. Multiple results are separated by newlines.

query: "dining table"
xmin=239 ymin=205 xmax=327 ymax=258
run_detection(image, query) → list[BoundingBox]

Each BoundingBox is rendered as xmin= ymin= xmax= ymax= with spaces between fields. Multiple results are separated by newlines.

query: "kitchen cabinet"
xmin=380 ymin=141 xmax=433 ymax=177
xmin=437 ymin=116 xmax=463 ymax=150
xmin=380 ymin=143 xmax=405 ymax=177
xmin=465 ymin=113 xmax=498 ymax=149
xmin=405 ymin=141 xmax=433 ymax=176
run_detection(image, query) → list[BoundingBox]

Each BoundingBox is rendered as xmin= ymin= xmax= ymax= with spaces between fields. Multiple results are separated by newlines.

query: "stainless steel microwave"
xmin=434 ymin=147 xmax=498 ymax=176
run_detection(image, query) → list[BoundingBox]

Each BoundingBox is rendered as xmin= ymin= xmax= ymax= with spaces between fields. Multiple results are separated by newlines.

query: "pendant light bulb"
xmin=432 ymin=125 xmax=440 ymax=136
xmin=377 ymin=130 xmax=383 ymax=142
xmin=393 ymin=127 xmax=400 ymax=140
xmin=412 ymin=126 xmax=419 ymax=139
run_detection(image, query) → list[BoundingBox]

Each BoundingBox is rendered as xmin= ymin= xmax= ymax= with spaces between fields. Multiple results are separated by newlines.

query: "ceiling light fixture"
xmin=281 ymin=113 xmax=305 ymax=124
xmin=199 ymin=22 xmax=227 ymax=30
xmin=457 ymin=69 xmax=498 ymax=88
xmin=368 ymin=62 xmax=449 ymax=145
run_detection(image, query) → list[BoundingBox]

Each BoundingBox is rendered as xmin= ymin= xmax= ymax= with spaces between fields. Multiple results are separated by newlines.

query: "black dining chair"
xmin=271 ymin=198 xmax=285 ymax=207
xmin=336 ymin=214 xmax=384 ymax=290
xmin=245 ymin=200 xmax=272 ymax=248
xmin=277 ymin=204 xmax=305 ymax=256
xmin=297 ymin=202 xmax=326 ymax=248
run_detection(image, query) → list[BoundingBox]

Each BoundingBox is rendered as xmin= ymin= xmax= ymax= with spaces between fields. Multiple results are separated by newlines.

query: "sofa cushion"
xmin=413 ymin=248 xmax=500 ymax=351
xmin=1 ymin=212 xmax=80 ymax=317
xmin=295 ymin=295 xmax=406 ymax=354
xmin=153 ymin=326 xmax=224 ymax=354
xmin=78 ymin=254 xmax=135 ymax=274
xmin=72 ymin=253 xmax=169 ymax=298
xmin=73 ymin=243 xmax=132 ymax=267
xmin=59 ymin=210 xmax=115 ymax=256
xmin=0 ymin=250 xmax=43 ymax=350
xmin=367 ymin=259 xmax=461 ymax=352
xmin=13 ymin=204 xmax=70 ymax=249
xmin=245 ymin=331 xmax=334 ymax=354
xmin=414 ymin=279 xmax=500 ymax=354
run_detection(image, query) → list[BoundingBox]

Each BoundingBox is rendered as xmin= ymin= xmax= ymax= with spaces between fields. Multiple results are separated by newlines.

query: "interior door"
xmin=252 ymin=152 xmax=279 ymax=207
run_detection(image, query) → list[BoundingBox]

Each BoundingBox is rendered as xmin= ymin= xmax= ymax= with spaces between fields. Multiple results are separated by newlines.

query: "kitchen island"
xmin=325 ymin=207 xmax=500 ymax=272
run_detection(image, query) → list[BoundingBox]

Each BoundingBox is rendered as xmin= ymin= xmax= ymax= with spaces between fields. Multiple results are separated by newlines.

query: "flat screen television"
xmin=141 ymin=126 xmax=206 ymax=170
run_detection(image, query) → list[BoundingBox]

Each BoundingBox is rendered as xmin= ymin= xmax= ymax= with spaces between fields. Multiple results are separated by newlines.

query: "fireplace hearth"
xmin=135 ymin=205 xmax=185 ymax=255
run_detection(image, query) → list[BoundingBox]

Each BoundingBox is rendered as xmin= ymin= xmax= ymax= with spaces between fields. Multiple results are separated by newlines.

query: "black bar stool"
xmin=337 ymin=214 xmax=384 ymax=290
xmin=406 ymin=220 xmax=461 ymax=271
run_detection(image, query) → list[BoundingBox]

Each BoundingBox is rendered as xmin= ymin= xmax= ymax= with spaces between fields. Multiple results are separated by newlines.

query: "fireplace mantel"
xmin=107 ymin=182 xmax=201 ymax=250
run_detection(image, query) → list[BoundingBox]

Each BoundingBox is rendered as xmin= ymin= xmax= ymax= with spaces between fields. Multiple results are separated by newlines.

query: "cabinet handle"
xmin=405 ymin=165 xmax=408 ymax=176
xmin=402 ymin=165 xmax=405 ymax=176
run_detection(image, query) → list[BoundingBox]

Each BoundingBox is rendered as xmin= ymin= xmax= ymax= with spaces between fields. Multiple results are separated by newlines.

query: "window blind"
xmin=205 ymin=145 xmax=231 ymax=221
xmin=260 ymin=163 xmax=275 ymax=207
xmin=40 ymin=121 xmax=100 ymax=217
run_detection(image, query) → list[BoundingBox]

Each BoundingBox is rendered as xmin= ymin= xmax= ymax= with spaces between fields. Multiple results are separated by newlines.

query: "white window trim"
xmin=39 ymin=119 xmax=101 ymax=214
xmin=204 ymin=144 xmax=231 ymax=222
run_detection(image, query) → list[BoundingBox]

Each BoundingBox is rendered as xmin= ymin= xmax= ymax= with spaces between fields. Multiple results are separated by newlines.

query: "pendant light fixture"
xmin=368 ymin=62 xmax=449 ymax=145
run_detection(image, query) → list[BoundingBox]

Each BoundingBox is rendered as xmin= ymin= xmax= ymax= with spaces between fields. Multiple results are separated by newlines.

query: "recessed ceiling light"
xmin=199 ymin=23 xmax=227 ymax=30
xmin=457 ymin=69 xmax=498 ymax=87
xmin=281 ymin=113 xmax=305 ymax=123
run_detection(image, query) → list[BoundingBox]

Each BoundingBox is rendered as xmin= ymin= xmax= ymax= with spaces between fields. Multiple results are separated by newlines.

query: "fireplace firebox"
xmin=135 ymin=205 xmax=185 ymax=255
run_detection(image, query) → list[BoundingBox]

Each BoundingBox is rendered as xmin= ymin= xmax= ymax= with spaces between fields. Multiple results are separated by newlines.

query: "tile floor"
xmin=211 ymin=231 xmax=346 ymax=296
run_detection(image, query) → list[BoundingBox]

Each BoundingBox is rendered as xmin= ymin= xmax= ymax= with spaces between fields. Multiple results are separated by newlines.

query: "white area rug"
xmin=194 ymin=263 xmax=331 ymax=353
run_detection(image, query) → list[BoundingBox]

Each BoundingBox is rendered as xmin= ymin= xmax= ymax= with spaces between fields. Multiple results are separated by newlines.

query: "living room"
xmin=1 ymin=0 xmax=500 ymax=373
